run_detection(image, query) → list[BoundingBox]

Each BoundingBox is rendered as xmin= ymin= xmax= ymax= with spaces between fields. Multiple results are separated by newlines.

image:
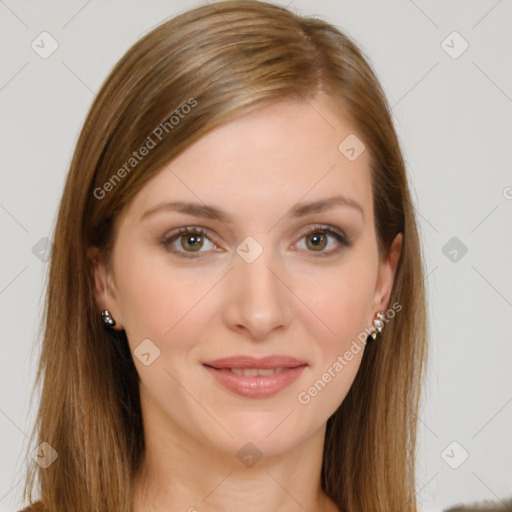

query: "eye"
xmin=161 ymin=226 xmax=217 ymax=257
xmin=295 ymin=224 xmax=352 ymax=256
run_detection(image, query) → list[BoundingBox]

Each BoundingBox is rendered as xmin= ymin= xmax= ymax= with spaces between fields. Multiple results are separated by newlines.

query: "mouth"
xmin=215 ymin=367 xmax=287 ymax=376
xmin=202 ymin=355 xmax=308 ymax=398
xmin=202 ymin=354 xmax=307 ymax=370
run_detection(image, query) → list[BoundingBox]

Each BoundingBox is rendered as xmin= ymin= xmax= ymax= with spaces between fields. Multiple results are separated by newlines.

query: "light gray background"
xmin=1 ymin=1 xmax=511 ymax=511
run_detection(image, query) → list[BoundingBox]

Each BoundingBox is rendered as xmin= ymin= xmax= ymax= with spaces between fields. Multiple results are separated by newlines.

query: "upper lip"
xmin=203 ymin=355 xmax=308 ymax=370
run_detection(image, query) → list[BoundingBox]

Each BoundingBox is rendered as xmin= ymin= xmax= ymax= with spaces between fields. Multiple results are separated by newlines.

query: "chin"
xmin=208 ymin=412 xmax=311 ymax=456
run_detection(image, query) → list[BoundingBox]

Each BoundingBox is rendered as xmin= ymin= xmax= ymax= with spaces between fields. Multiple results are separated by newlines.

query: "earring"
xmin=369 ymin=311 xmax=385 ymax=340
xmin=101 ymin=309 xmax=116 ymax=328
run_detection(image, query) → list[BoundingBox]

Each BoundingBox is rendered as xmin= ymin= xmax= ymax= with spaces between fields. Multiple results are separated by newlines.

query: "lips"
xmin=202 ymin=355 xmax=308 ymax=398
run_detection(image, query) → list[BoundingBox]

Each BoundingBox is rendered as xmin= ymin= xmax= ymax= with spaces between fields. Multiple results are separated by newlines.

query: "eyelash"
xmin=160 ymin=224 xmax=352 ymax=259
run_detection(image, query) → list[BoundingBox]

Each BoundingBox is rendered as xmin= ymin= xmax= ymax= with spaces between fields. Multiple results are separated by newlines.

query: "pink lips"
xmin=202 ymin=355 xmax=308 ymax=398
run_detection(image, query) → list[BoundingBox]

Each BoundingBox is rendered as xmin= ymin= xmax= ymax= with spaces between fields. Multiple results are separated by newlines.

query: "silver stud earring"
xmin=370 ymin=311 xmax=385 ymax=340
xmin=101 ymin=309 xmax=116 ymax=328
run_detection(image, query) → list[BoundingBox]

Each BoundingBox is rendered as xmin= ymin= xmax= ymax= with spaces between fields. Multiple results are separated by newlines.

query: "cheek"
xmin=293 ymin=249 xmax=376 ymax=406
xmin=295 ymin=278 xmax=372 ymax=414
xmin=298 ymin=252 xmax=377 ymax=344
xmin=113 ymin=245 xmax=219 ymax=346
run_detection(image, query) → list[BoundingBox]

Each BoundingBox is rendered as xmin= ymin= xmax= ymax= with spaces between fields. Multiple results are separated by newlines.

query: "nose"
xmin=223 ymin=242 xmax=293 ymax=341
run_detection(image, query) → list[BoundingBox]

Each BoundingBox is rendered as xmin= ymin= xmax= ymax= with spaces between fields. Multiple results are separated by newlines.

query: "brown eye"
xmin=296 ymin=225 xmax=351 ymax=257
xmin=179 ymin=232 xmax=204 ymax=252
xmin=161 ymin=227 xmax=216 ymax=257
xmin=305 ymin=231 xmax=328 ymax=251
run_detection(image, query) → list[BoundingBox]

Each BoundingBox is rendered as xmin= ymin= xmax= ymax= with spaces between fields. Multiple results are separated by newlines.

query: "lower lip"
xmin=203 ymin=365 xmax=307 ymax=398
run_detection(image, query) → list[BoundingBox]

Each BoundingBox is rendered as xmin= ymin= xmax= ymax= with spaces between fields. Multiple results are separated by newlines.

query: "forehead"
xmin=124 ymin=93 xmax=373 ymax=226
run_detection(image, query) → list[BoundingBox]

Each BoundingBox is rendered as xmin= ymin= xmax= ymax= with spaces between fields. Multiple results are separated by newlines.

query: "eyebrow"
xmin=140 ymin=195 xmax=365 ymax=223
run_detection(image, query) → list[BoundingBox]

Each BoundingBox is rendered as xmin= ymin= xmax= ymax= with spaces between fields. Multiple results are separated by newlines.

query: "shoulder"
xmin=18 ymin=501 xmax=47 ymax=512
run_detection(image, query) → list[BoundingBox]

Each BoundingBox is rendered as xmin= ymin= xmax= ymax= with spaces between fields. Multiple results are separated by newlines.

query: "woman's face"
xmin=92 ymin=92 xmax=401 ymax=458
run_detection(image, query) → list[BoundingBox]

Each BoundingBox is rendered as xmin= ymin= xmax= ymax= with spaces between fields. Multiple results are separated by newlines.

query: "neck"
xmin=132 ymin=420 xmax=339 ymax=512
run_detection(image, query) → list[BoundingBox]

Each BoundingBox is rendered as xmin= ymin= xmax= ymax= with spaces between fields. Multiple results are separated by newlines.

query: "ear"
xmin=86 ymin=246 xmax=124 ymax=331
xmin=371 ymin=232 xmax=402 ymax=314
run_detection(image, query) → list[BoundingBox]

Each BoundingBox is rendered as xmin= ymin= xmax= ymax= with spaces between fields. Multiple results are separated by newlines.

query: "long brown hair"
xmin=21 ymin=1 xmax=428 ymax=510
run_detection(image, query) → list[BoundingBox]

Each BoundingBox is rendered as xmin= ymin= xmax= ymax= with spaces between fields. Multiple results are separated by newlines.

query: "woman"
xmin=19 ymin=1 xmax=428 ymax=510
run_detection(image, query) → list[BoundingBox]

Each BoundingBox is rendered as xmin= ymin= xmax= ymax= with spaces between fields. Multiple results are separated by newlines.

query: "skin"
xmin=88 ymin=91 xmax=402 ymax=512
